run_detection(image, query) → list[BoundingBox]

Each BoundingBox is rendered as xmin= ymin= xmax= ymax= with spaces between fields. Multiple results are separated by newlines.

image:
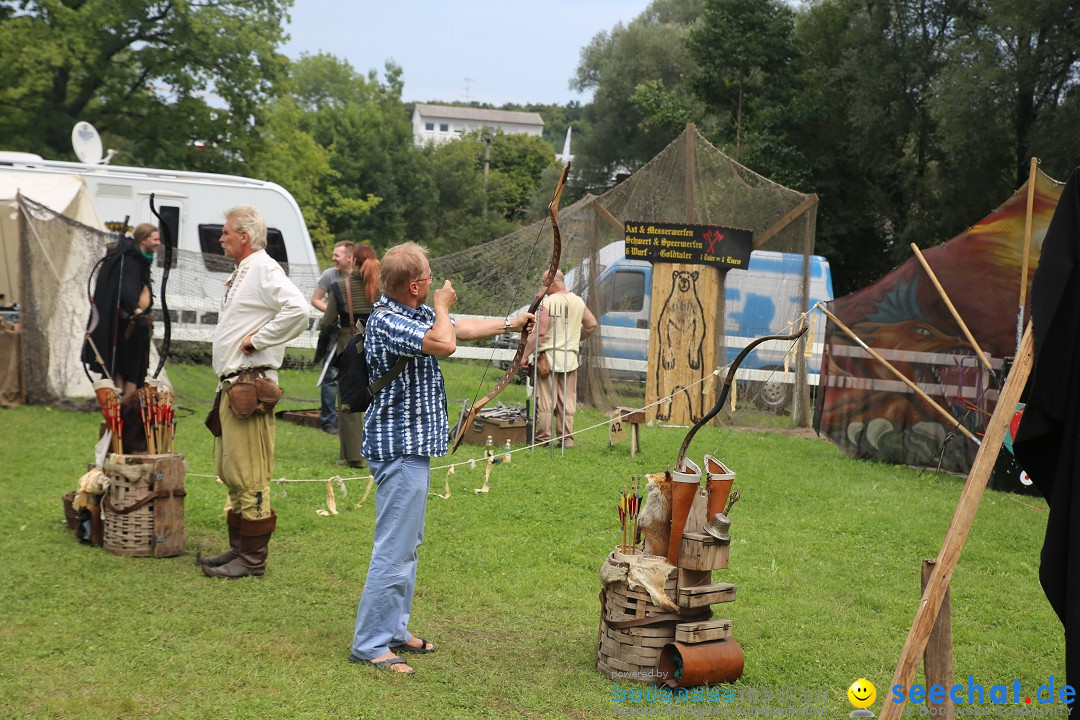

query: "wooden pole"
xmin=588 ymin=196 xmax=623 ymax=233
xmin=1017 ymin=157 xmax=1038 ymax=354
xmin=879 ymin=322 xmax=1034 ymax=720
xmin=684 ymin=123 xmax=696 ymax=223
xmin=754 ymin=194 xmax=819 ymax=249
xmin=910 ymin=243 xmax=995 ymax=376
xmin=921 ymin=558 xmax=955 ymax=717
xmin=815 ymin=303 xmax=978 ymax=443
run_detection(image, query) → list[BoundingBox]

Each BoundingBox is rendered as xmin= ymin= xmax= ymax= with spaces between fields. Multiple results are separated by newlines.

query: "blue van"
xmin=568 ymin=241 xmax=834 ymax=411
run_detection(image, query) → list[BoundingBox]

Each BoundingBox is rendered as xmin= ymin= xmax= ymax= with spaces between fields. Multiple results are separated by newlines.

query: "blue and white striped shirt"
xmin=361 ymin=296 xmax=449 ymax=460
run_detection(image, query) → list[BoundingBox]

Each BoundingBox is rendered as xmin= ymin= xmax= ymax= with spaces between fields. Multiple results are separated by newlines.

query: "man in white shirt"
xmin=199 ymin=205 xmax=309 ymax=579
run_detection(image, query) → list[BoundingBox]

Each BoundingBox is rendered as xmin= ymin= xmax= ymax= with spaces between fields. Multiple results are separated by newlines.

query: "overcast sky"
xmin=281 ymin=0 xmax=654 ymax=106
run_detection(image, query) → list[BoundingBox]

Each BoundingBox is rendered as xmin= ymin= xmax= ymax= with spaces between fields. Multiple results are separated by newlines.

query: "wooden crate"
xmin=679 ymin=532 xmax=730 ymax=571
xmin=678 ymin=582 xmax=736 ymax=609
xmin=676 ymin=619 xmax=733 ymax=644
xmin=101 ymin=453 xmax=187 ymax=558
xmin=459 ymin=415 xmax=527 ymax=447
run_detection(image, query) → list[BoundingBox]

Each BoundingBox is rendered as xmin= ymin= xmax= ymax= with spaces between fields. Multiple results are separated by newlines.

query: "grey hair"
xmin=226 ymin=205 xmax=267 ymax=250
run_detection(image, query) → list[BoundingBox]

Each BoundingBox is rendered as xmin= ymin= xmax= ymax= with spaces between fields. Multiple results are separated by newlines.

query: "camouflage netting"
xmin=431 ymin=125 xmax=819 ymax=422
xmin=18 ymin=194 xmax=112 ymax=404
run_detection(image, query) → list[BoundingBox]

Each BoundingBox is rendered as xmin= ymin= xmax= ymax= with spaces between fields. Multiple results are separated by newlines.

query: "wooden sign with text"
xmin=624 ymin=221 xmax=753 ymax=269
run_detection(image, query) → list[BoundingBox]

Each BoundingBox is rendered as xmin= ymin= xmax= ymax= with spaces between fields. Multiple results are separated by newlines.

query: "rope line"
xmin=178 ymin=344 xmax=804 ymax=487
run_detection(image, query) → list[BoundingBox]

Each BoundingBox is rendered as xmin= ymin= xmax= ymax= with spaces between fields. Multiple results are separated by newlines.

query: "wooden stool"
xmin=614 ymin=406 xmax=644 ymax=458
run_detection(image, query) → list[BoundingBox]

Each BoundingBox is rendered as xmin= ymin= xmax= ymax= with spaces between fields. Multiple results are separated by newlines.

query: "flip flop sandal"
xmin=390 ymin=638 xmax=436 ymax=654
xmin=348 ymin=654 xmax=414 ymax=674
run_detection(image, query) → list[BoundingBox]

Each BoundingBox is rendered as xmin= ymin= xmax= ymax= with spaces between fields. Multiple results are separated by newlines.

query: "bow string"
xmin=450 ymin=162 xmax=570 ymax=453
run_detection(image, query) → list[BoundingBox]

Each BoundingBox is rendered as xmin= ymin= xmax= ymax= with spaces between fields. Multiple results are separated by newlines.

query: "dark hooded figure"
xmin=83 ymin=223 xmax=160 ymax=396
xmin=1013 ymin=166 xmax=1080 ymax=692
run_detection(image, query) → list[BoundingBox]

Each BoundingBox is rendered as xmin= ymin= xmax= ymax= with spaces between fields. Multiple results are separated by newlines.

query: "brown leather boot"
xmin=202 ymin=511 xmax=276 ymax=579
xmin=197 ymin=510 xmax=242 ymax=567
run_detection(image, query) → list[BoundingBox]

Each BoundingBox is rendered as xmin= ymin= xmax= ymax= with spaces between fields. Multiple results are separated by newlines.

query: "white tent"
xmin=0 ymin=168 xmax=104 ymax=304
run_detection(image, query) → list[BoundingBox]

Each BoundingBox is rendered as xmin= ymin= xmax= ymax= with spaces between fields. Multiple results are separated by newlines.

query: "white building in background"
xmin=411 ymin=104 xmax=544 ymax=146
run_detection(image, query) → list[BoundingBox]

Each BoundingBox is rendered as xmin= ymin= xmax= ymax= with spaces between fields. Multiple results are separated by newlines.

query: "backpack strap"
xmin=364 ymin=306 xmax=410 ymax=397
xmin=344 ymin=277 xmax=355 ymax=329
xmin=369 ymin=357 xmax=408 ymax=395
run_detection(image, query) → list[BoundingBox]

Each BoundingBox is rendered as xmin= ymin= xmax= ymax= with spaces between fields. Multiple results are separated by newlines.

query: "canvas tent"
xmin=0 ymin=168 xmax=103 ymax=304
xmin=815 ymin=168 xmax=1065 ymax=474
xmin=0 ymin=171 xmax=169 ymax=404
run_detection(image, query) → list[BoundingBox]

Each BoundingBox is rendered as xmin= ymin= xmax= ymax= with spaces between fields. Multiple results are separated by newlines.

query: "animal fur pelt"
xmin=627 ymin=555 xmax=678 ymax=611
xmin=638 ymin=471 xmax=672 ymax=556
xmin=600 ymin=550 xmax=678 ymax=612
xmin=73 ymin=467 xmax=109 ymax=511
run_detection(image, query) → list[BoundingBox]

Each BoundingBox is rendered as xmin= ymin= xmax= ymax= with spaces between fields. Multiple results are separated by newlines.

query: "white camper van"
xmin=0 ymin=153 xmax=321 ymax=344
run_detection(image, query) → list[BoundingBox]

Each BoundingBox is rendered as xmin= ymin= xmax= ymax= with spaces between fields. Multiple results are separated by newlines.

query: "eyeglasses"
xmin=413 ymin=276 xmax=433 ymax=284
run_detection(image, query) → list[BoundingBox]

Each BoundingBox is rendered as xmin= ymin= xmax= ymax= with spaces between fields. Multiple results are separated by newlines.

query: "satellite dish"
xmin=71 ymin=121 xmax=104 ymax=164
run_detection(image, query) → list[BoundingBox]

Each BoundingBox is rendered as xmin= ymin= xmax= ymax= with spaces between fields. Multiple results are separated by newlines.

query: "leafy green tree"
xmin=937 ymin=0 xmax=1080 ymax=185
xmin=687 ymin=0 xmax=797 ymax=162
xmin=0 ymin=0 xmax=290 ymax=170
xmin=571 ymin=0 xmax=704 ymax=190
xmin=245 ymin=96 xmax=350 ymax=253
xmin=284 ymin=54 xmax=433 ymax=254
xmin=423 ymin=137 xmax=516 ymax=255
xmin=485 ymin=132 xmax=559 ymax=221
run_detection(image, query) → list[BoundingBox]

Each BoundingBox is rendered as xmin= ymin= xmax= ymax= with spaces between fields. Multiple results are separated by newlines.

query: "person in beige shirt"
xmin=521 ymin=269 xmax=597 ymax=448
xmin=200 ymin=204 xmax=309 ymax=580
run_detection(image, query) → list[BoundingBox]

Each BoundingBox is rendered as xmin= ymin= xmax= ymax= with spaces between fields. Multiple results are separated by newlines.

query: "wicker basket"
xmin=597 ymin=549 xmax=681 ymax=683
xmin=101 ymin=454 xmax=187 ymax=557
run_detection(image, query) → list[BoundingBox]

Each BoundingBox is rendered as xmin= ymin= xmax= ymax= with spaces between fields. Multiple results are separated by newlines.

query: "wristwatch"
xmin=504 ymin=316 xmax=512 ymax=334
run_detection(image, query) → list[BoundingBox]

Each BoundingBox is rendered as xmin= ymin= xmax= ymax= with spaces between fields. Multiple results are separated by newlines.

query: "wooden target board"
xmin=645 ymin=262 xmax=721 ymax=426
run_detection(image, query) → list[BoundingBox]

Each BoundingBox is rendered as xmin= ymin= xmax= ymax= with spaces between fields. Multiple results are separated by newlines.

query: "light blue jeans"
xmin=351 ymin=455 xmax=430 ymax=660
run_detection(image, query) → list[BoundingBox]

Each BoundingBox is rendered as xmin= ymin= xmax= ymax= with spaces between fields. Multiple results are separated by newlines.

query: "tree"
xmin=245 ymin=96 xmax=344 ymax=253
xmin=422 ymin=137 xmax=517 ymax=255
xmin=939 ymin=0 xmax=1080 ymax=184
xmin=687 ymin=0 xmax=797 ymax=161
xmin=571 ymin=0 xmax=704 ymax=190
xmin=283 ymin=54 xmax=433 ymax=254
xmin=0 ymin=0 xmax=291 ymax=170
xmin=485 ymin=132 xmax=559 ymax=221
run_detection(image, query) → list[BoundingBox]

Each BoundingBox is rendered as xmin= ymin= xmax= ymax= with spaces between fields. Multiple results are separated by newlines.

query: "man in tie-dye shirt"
xmin=348 ymin=241 xmax=533 ymax=674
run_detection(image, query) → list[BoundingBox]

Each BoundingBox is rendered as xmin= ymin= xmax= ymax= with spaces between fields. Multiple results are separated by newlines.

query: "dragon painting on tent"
xmin=815 ymin=170 xmax=1064 ymax=474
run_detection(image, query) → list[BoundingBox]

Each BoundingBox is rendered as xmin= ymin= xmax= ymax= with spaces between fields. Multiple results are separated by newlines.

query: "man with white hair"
xmin=199 ymin=204 xmax=309 ymax=579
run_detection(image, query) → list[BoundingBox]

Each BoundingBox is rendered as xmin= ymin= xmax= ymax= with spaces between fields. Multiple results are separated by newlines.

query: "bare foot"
xmin=399 ymin=637 xmax=435 ymax=652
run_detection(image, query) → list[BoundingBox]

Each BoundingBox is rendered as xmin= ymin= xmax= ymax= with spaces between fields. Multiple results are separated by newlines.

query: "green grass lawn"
xmin=0 ymin=358 xmax=1065 ymax=719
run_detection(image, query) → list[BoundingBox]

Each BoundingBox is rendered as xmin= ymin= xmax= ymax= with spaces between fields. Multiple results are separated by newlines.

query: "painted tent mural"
xmin=815 ymin=169 xmax=1065 ymax=473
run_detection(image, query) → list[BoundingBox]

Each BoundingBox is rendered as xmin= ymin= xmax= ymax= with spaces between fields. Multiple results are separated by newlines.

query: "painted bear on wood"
xmin=655 ymin=269 xmax=706 ymax=422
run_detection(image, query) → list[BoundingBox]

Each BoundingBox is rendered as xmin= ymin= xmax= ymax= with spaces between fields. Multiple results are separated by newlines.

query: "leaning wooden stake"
xmin=1017 ymin=157 xmax=1038 ymax=354
xmin=816 ymin=303 xmax=979 ymax=443
xmin=922 ymin=559 xmax=955 ymax=718
xmin=910 ymin=243 xmax=994 ymax=377
xmin=879 ymin=322 xmax=1033 ymax=720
